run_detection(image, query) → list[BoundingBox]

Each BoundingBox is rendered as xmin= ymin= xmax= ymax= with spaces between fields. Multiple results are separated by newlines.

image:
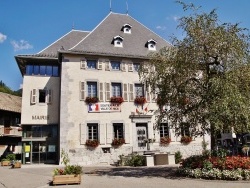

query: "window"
xmin=88 ymin=123 xmax=98 ymax=140
xmin=112 ymin=83 xmax=121 ymax=97
xmin=87 ymin=82 xmax=97 ymax=97
xmin=147 ymin=39 xmax=157 ymax=51
xmin=39 ymin=90 xmax=46 ymax=103
xmin=180 ymin=123 xmax=191 ymax=137
xmin=113 ymin=123 xmax=124 ymax=139
xmin=135 ymin=84 xmax=144 ymax=97
xmin=160 ymin=123 xmax=169 ymax=137
xmin=122 ymin=24 xmax=132 ymax=34
xmin=87 ymin=60 xmax=97 ymax=69
xmin=113 ymin=36 xmax=123 ymax=47
xmin=111 ymin=61 xmax=120 ymax=70
xmin=133 ymin=63 xmax=140 ymax=72
xmin=25 ymin=65 xmax=59 ymax=76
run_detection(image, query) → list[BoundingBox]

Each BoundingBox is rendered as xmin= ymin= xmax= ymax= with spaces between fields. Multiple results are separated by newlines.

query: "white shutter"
xmin=80 ymin=59 xmax=87 ymax=69
xmin=105 ymin=61 xmax=110 ymax=71
xmin=129 ymin=84 xmax=134 ymax=101
xmin=80 ymin=82 xmax=85 ymax=100
xmin=151 ymin=92 xmax=157 ymax=102
xmin=146 ymin=90 xmax=150 ymax=103
xmin=99 ymin=123 xmax=106 ymax=145
xmin=105 ymin=83 xmax=111 ymax=101
xmin=98 ymin=61 xmax=103 ymax=70
xmin=128 ymin=63 xmax=133 ymax=72
xmin=99 ymin=82 xmax=104 ymax=102
xmin=106 ymin=123 xmax=113 ymax=144
xmin=31 ymin=89 xmax=37 ymax=104
xmin=80 ymin=123 xmax=87 ymax=144
xmin=121 ymin=62 xmax=126 ymax=72
xmin=46 ymin=89 xmax=52 ymax=104
xmin=124 ymin=123 xmax=130 ymax=144
xmin=123 ymin=83 xmax=128 ymax=101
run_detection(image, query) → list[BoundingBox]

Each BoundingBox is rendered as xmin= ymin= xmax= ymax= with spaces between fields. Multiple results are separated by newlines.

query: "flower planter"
xmin=110 ymin=96 xmax=124 ymax=104
xmin=53 ymin=174 xmax=81 ymax=185
xmin=1 ymin=161 xmax=10 ymax=166
xmin=12 ymin=161 xmax=21 ymax=168
xmin=134 ymin=97 xmax=146 ymax=105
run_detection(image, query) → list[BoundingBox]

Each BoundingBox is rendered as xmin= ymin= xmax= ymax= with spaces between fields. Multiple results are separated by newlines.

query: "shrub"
xmin=124 ymin=154 xmax=146 ymax=167
xmin=6 ymin=154 xmax=16 ymax=161
xmin=175 ymin=151 xmax=182 ymax=164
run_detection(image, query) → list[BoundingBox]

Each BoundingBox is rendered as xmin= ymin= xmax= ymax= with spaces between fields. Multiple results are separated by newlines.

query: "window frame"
xmin=160 ymin=123 xmax=169 ymax=138
xmin=87 ymin=123 xmax=98 ymax=140
xmin=111 ymin=83 xmax=122 ymax=97
xmin=111 ymin=61 xmax=121 ymax=71
xmin=113 ymin=123 xmax=124 ymax=139
xmin=134 ymin=84 xmax=144 ymax=97
xmin=87 ymin=60 xmax=97 ymax=69
xmin=87 ymin=81 xmax=97 ymax=97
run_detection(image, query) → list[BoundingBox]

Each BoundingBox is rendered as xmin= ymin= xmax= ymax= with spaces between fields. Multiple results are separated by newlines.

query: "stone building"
xmin=15 ymin=12 xmax=209 ymax=165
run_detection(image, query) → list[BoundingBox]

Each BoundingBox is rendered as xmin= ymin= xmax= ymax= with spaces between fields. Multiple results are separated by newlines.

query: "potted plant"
xmin=85 ymin=97 xmax=99 ymax=104
xmin=110 ymin=96 xmax=124 ymax=104
xmin=180 ymin=135 xmax=192 ymax=144
xmin=111 ymin=138 xmax=125 ymax=147
xmin=134 ymin=96 xmax=146 ymax=105
xmin=85 ymin=139 xmax=99 ymax=148
xmin=1 ymin=158 xmax=10 ymax=166
xmin=160 ymin=136 xmax=171 ymax=146
xmin=52 ymin=149 xmax=82 ymax=185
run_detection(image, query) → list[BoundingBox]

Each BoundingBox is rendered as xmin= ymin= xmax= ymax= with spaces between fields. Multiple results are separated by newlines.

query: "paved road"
xmin=0 ymin=164 xmax=249 ymax=188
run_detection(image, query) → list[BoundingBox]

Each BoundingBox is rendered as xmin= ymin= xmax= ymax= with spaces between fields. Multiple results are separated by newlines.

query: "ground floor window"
xmin=113 ymin=123 xmax=124 ymax=139
xmin=87 ymin=123 xmax=98 ymax=140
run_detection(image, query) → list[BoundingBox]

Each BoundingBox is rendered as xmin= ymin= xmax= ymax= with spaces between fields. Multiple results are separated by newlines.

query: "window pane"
xmin=113 ymin=123 xmax=124 ymax=139
xmin=40 ymin=65 xmax=46 ymax=75
xmin=34 ymin=65 xmax=39 ymax=75
xmin=133 ymin=63 xmax=140 ymax=72
xmin=52 ymin=66 xmax=59 ymax=76
xmin=46 ymin=66 xmax=53 ymax=76
xmin=87 ymin=60 xmax=97 ymax=69
xmin=135 ymin=84 xmax=144 ymax=97
xmin=88 ymin=123 xmax=98 ymax=140
xmin=111 ymin=61 xmax=120 ymax=70
xmin=160 ymin=123 xmax=169 ymax=137
xmin=112 ymin=83 xmax=121 ymax=97
xmin=39 ymin=90 xmax=46 ymax=103
xmin=26 ymin=65 xmax=33 ymax=75
xmin=87 ymin=82 xmax=97 ymax=97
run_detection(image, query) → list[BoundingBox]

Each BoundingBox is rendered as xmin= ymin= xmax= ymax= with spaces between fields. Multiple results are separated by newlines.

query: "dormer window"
xmin=122 ymin=24 xmax=132 ymax=34
xmin=147 ymin=39 xmax=157 ymax=51
xmin=113 ymin=36 xmax=123 ymax=47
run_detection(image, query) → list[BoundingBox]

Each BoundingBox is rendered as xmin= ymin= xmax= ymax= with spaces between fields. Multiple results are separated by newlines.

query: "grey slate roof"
xmin=37 ymin=30 xmax=89 ymax=58
xmin=0 ymin=92 xmax=21 ymax=113
xmin=69 ymin=12 xmax=171 ymax=58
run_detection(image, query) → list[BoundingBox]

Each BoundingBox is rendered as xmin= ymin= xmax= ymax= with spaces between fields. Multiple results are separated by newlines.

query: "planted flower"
xmin=111 ymin=138 xmax=125 ymax=147
xmin=85 ymin=139 xmax=99 ymax=148
xmin=180 ymin=136 xmax=192 ymax=144
xmin=134 ymin=96 xmax=146 ymax=105
xmin=110 ymin=96 xmax=124 ymax=104
xmin=85 ymin=97 xmax=99 ymax=104
xmin=160 ymin=136 xmax=171 ymax=145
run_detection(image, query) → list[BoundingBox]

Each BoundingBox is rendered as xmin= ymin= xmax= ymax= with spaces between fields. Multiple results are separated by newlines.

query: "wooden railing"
xmin=0 ymin=126 xmax=22 ymax=136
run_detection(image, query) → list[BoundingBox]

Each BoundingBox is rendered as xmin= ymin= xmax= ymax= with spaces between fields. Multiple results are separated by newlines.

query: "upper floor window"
xmin=133 ymin=63 xmax=140 ymax=72
xmin=25 ymin=65 xmax=59 ymax=76
xmin=87 ymin=60 xmax=97 ymax=69
xmin=113 ymin=36 xmax=123 ymax=47
xmin=180 ymin=123 xmax=191 ymax=137
xmin=112 ymin=83 xmax=122 ymax=97
xmin=146 ymin=39 xmax=157 ymax=51
xmin=122 ymin=24 xmax=132 ymax=34
xmin=135 ymin=84 xmax=144 ymax=97
xmin=31 ymin=89 xmax=52 ymax=104
xmin=87 ymin=82 xmax=97 ymax=97
xmin=111 ymin=61 xmax=121 ymax=71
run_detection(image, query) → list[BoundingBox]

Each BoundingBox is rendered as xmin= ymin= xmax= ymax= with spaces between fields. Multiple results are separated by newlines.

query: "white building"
xmin=15 ymin=12 xmax=208 ymax=165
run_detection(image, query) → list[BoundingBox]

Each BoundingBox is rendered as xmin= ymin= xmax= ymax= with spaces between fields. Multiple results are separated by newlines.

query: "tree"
xmin=0 ymin=80 xmax=22 ymax=96
xmin=139 ymin=2 xmax=250 ymax=146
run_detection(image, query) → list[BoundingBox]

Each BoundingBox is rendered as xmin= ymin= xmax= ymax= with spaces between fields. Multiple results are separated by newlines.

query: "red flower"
xmin=85 ymin=97 xmax=99 ymax=104
xmin=110 ymin=96 xmax=124 ymax=104
xmin=134 ymin=97 xmax=146 ymax=105
xmin=85 ymin=139 xmax=99 ymax=148
xmin=111 ymin=138 xmax=125 ymax=147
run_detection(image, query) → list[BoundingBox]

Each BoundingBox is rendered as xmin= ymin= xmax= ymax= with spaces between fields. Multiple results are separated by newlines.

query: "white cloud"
xmin=156 ymin=26 xmax=167 ymax=30
xmin=11 ymin=39 xmax=33 ymax=51
xmin=166 ymin=15 xmax=180 ymax=22
xmin=0 ymin=33 xmax=7 ymax=43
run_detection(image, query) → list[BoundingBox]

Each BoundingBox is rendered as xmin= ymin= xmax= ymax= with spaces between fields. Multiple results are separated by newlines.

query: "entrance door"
xmin=135 ymin=123 xmax=147 ymax=151
xmin=32 ymin=141 xmax=46 ymax=164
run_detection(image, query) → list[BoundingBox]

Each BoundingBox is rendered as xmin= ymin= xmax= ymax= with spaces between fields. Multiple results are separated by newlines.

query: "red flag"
xmin=136 ymin=108 xmax=139 ymax=114
xmin=144 ymin=107 xmax=148 ymax=112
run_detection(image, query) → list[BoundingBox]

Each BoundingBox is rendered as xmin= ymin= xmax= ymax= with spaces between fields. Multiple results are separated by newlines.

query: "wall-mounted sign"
xmin=32 ymin=115 xmax=49 ymax=120
xmin=88 ymin=102 xmax=121 ymax=113
xmin=25 ymin=145 xmax=30 ymax=152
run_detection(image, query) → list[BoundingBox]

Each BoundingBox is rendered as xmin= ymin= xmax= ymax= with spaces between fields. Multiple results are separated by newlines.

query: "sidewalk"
xmin=0 ymin=164 xmax=249 ymax=188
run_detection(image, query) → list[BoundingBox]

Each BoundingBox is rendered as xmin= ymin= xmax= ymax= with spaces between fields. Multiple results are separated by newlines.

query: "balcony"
xmin=0 ymin=126 xmax=22 ymax=137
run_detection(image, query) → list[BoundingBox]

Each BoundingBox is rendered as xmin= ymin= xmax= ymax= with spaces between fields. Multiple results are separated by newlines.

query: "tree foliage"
xmin=0 ymin=80 xmax=22 ymax=96
xmin=139 ymin=2 xmax=250 ymax=138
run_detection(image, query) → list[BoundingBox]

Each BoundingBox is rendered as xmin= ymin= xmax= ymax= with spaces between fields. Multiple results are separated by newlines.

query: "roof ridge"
xmin=69 ymin=12 xmax=113 ymax=50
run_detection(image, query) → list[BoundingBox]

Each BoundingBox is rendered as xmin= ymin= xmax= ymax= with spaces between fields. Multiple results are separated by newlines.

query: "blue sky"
xmin=1 ymin=0 xmax=250 ymax=91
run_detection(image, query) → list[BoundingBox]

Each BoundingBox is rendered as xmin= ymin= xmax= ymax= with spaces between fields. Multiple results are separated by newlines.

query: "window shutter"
xmin=46 ymin=89 xmax=52 ymax=104
xmin=146 ymin=89 xmax=150 ymax=103
xmin=123 ymin=83 xmax=128 ymax=101
xmin=121 ymin=62 xmax=126 ymax=72
xmin=125 ymin=123 xmax=130 ymax=144
xmin=99 ymin=82 xmax=104 ymax=102
xmin=151 ymin=92 xmax=157 ymax=102
xmin=30 ymin=89 xmax=37 ymax=104
xmin=129 ymin=84 xmax=134 ymax=101
xmin=169 ymin=128 xmax=175 ymax=142
xmin=80 ymin=123 xmax=87 ymax=144
xmin=80 ymin=59 xmax=86 ymax=69
xmin=105 ymin=83 xmax=111 ymax=101
xmin=99 ymin=123 xmax=106 ymax=145
xmin=105 ymin=61 xmax=110 ymax=71
xmin=98 ymin=61 xmax=103 ymax=70
xmin=128 ymin=63 xmax=133 ymax=72
xmin=106 ymin=123 xmax=113 ymax=144
xmin=80 ymin=82 xmax=85 ymax=100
